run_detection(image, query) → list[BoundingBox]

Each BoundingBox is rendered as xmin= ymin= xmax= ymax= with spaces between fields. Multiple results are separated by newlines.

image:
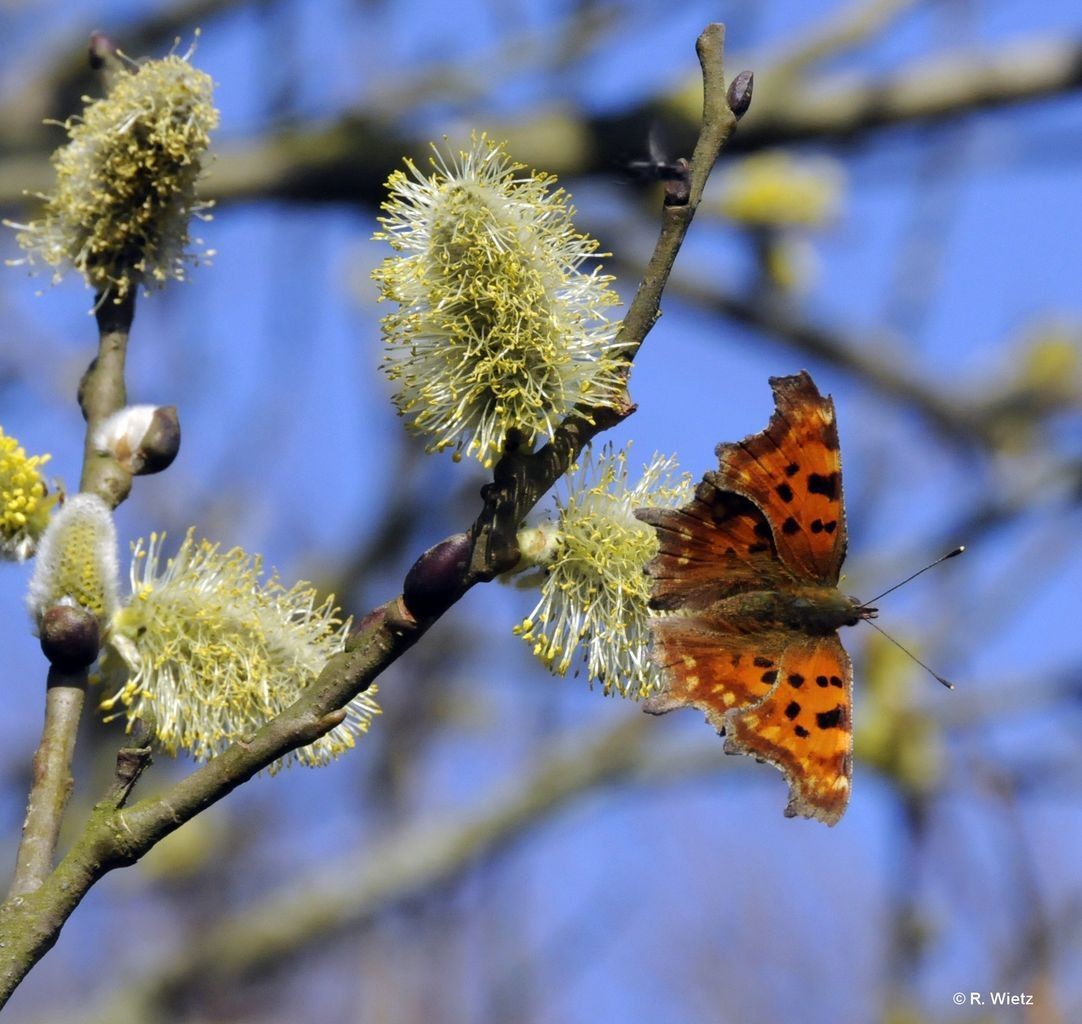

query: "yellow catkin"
xmin=373 ymin=135 xmax=626 ymax=466
xmin=7 ymin=43 xmax=218 ymax=301
xmin=103 ymin=530 xmax=379 ymax=769
xmin=0 ymin=427 xmax=55 ymax=560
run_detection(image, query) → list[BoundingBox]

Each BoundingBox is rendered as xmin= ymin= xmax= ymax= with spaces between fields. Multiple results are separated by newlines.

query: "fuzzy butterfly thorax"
xmin=636 ymin=371 xmax=871 ymax=826
xmin=703 ymin=583 xmax=875 ymax=636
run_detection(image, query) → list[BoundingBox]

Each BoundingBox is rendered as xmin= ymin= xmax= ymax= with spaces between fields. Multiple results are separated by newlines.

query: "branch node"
xmin=663 ymin=160 xmax=692 ymax=206
xmin=384 ymin=596 xmax=418 ymax=634
xmin=109 ymin=745 xmax=154 ymax=806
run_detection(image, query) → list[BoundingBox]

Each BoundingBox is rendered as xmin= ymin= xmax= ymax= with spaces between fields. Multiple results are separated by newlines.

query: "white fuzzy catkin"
xmin=27 ymin=493 xmax=118 ymax=629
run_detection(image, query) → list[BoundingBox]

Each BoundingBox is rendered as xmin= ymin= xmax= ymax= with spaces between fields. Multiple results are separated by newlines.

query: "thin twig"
xmin=465 ymin=23 xmax=737 ymax=581
xmin=7 ymin=669 xmax=88 ymax=898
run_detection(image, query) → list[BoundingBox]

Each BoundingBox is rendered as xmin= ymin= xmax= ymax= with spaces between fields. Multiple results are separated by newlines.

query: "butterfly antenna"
xmin=863 ymin=618 xmax=955 ymax=690
xmin=866 ymin=546 xmax=965 ymax=604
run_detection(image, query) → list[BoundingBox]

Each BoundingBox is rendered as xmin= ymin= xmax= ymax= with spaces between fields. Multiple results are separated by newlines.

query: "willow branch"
xmin=78 ymin=292 xmax=136 ymax=503
xmin=0 ymin=22 xmax=739 ymax=1007
xmin=6 ymin=291 xmax=136 ymax=903
xmin=7 ymin=668 xmax=88 ymax=898
xmin=77 ymin=717 xmax=656 ymax=1023
xmin=465 ymin=24 xmax=738 ymax=580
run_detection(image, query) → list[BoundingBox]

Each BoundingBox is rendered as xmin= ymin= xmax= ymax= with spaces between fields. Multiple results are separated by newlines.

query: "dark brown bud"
xmin=92 ymin=405 xmax=182 ymax=475
xmin=727 ymin=70 xmax=754 ymax=119
xmin=402 ymin=533 xmax=471 ymax=620
xmin=88 ymin=32 xmax=116 ymax=70
xmin=40 ymin=604 xmax=101 ymax=672
xmin=132 ymin=405 xmax=181 ymax=475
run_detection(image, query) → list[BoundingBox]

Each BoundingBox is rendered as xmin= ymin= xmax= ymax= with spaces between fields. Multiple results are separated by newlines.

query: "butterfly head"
xmin=844 ymin=597 xmax=877 ymax=627
xmin=782 ymin=586 xmax=875 ymax=634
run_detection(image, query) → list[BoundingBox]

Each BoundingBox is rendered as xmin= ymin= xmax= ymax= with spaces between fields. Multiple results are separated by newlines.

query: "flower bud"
xmin=92 ymin=404 xmax=181 ymax=475
xmin=727 ymin=70 xmax=754 ymax=119
xmin=40 ymin=603 xmax=101 ymax=671
xmin=403 ymin=533 xmax=471 ymax=619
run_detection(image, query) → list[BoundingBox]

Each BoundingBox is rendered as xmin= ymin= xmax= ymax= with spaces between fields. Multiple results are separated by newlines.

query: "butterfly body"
xmin=637 ymin=371 xmax=871 ymax=825
xmin=700 ymin=584 xmax=870 ymax=636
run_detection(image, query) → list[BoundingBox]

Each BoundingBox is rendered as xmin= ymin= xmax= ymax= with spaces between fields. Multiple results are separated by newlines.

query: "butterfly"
xmin=636 ymin=371 xmax=875 ymax=825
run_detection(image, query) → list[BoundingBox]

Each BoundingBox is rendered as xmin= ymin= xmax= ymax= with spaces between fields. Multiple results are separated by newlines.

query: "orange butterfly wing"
xmin=724 ymin=636 xmax=853 ymax=826
xmin=645 ymin=615 xmax=788 ymax=723
xmin=712 ymin=371 xmax=846 ymax=585
xmin=638 ymin=484 xmax=796 ymax=613
xmin=639 ymin=371 xmax=861 ymax=826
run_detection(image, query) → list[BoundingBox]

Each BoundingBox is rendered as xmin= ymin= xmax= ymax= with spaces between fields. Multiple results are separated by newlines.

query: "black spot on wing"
xmin=816 ymin=706 xmax=846 ymax=729
xmin=807 ymin=472 xmax=839 ymax=500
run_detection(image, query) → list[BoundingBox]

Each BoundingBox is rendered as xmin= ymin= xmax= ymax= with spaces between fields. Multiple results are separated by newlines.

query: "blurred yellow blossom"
xmin=716 ymin=150 xmax=844 ymax=228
